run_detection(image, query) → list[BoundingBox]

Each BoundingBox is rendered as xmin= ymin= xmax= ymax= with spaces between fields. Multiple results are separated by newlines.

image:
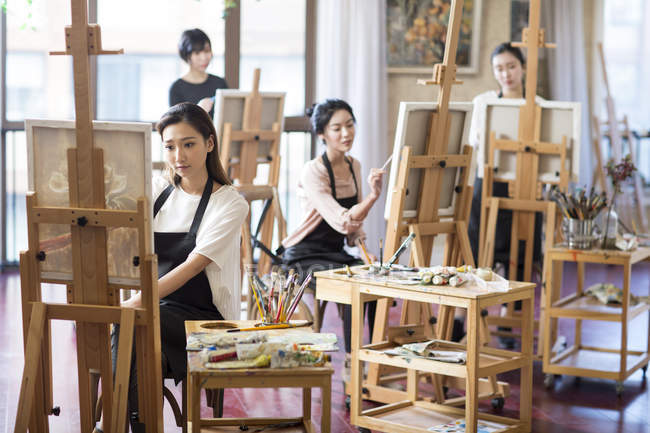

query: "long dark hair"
xmin=156 ymin=102 xmax=231 ymax=187
xmin=306 ymin=99 xmax=356 ymax=141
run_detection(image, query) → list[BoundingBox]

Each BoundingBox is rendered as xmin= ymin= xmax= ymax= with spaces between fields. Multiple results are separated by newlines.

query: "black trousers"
xmin=111 ymin=301 xmax=222 ymax=432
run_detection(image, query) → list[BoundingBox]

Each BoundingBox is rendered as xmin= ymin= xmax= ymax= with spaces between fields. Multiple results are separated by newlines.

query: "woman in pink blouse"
xmin=280 ymin=99 xmax=384 ymax=366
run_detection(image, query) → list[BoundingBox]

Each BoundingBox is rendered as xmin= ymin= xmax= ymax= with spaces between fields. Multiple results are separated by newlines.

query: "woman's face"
xmin=188 ymin=42 xmax=213 ymax=72
xmin=492 ymin=51 xmax=524 ymax=95
xmin=162 ymin=121 xmax=214 ymax=182
xmin=320 ymin=109 xmax=355 ymax=153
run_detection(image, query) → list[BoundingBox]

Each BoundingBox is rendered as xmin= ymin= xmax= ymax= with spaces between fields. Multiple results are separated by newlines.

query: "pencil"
xmin=249 ymin=274 xmax=265 ymax=321
xmin=357 ymin=238 xmax=372 ymax=264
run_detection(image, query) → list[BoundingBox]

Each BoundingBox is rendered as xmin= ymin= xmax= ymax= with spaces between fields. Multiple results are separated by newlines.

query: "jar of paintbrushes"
xmin=552 ymin=188 xmax=608 ymax=250
xmin=247 ymin=267 xmax=312 ymax=325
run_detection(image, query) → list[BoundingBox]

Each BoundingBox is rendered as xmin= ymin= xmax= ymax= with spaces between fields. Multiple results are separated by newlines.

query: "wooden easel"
xmin=218 ymin=69 xmax=286 ymax=317
xmin=14 ymin=2 xmax=163 ymax=432
xmin=359 ymin=0 xmax=509 ymax=407
xmin=477 ymin=0 xmax=562 ymax=356
xmin=593 ymin=43 xmax=647 ymax=233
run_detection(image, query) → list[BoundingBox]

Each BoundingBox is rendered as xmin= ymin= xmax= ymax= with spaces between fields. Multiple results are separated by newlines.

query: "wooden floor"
xmin=1 ymin=261 xmax=649 ymax=433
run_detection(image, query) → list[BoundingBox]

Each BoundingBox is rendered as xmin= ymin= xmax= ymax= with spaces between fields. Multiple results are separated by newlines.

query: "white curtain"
xmin=316 ymin=0 xmax=389 ymax=254
xmin=542 ymin=0 xmax=593 ymax=185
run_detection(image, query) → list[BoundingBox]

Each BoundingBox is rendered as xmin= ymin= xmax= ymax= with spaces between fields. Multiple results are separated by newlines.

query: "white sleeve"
xmin=192 ymin=191 xmax=249 ymax=267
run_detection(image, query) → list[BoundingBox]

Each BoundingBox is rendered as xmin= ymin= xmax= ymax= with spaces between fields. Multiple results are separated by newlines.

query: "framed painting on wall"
xmin=386 ymin=0 xmax=483 ymax=74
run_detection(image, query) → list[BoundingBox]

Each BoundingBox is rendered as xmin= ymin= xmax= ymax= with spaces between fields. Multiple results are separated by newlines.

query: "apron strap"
xmin=188 ymin=178 xmax=214 ymax=236
xmin=152 ymin=179 xmax=214 ymax=237
xmin=153 ymin=184 xmax=175 ymax=218
xmin=321 ymin=151 xmax=358 ymax=198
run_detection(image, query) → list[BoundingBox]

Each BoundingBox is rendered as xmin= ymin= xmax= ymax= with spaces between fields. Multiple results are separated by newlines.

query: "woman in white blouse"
xmin=466 ymin=43 xmax=544 ymax=348
xmin=98 ymin=102 xmax=248 ymax=433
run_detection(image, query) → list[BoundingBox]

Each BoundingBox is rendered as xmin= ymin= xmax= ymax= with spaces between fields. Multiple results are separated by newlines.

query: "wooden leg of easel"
xmin=75 ymin=323 xmax=98 ymax=433
xmin=481 ymin=198 xmax=499 ymax=268
xmin=15 ymin=302 xmax=47 ymax=433
xmin=509 ymin=214 xmax=520 ymax=282
xmin=523 ymin=212 xmax=535 ymax=282
xmin=111 ymin=308 xmax=136 ymax=433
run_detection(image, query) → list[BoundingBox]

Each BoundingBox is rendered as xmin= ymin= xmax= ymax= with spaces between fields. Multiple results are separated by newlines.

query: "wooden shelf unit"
xmin=315 ymin=269 xmax=536 ymax=433
xmin=542 ymin=246 xmax=650 ymax=393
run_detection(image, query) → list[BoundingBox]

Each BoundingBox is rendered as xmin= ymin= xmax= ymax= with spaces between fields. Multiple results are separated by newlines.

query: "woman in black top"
xmin=169 ymin=28 xmax=227 ymax=118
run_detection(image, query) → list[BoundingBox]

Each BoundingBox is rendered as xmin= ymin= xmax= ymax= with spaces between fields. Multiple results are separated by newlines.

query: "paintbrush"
xmin=379 ymin=239 xmax=383 ymax=268
xmin=385 ymin=232 xmax=416 ymax=268
xmin=286 ymin=273 xmax=313 ymax=321
xmin=380 ymin=155 xmax=393 ymax=171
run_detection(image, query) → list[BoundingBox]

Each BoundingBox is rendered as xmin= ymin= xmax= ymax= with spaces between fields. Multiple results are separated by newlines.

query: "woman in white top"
xmin=103 ymin=102 xmax=248 ymax=433
xmin=467 ymin=42 xmax=543 ymax=276
xmin=465 ymin=43 xmax=543 ymax=348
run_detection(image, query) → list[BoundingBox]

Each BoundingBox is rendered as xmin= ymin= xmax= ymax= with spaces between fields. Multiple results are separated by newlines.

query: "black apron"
xmin=283 ymin=152 xmax=362 ymax=269
xmin=153 ymin=179 xmax=223 ymax=382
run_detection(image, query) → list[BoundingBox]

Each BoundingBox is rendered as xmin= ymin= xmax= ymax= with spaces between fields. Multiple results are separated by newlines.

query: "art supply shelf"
xmin=315 ymin=268 xmax=536 ymax=433
xmin=550 ymin=293 xmax=650 ymax=321
xmin=542 ymin=246 xmax=650 ymax=395
xmin=358 ymin=341 xmax=528 ymax=378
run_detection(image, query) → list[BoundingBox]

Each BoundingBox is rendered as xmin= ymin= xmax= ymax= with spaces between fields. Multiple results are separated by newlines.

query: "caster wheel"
xmin=491 ymin=397 xmax=505 ymax=410
xmin=615 ymin=381 xmax=624 ymax=396
xmin=359 ymin=428 xmax=371 ymax=433
xmin=543 ymin=374 xmax=555 ymax=389
xmin=642 ymin=364 xmax=648 ymax=378
xmin=345 ymin=395 xmax=351 ymax=411
xmin=574 ymin=377 xmax=581 ymax=386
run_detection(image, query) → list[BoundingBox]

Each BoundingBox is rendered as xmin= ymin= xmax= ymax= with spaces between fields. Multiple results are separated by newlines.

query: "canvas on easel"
xmin=214 ymin=69 xmax=287 ymax=314
xmin=384 ymin=101 xmax=475 ymax=221
xmin=474 ymin=98 xmax=581 ymax=185
xmin=214 ymin=87 xmax=285 ymax=182
xmin=26 ymin=119 xmax=153 ymax=286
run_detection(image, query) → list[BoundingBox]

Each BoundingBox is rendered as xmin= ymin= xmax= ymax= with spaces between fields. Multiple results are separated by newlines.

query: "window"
xmin=6 ymin=0 xmax=74 ymax=121
xmin=240 ymin=0 xmax=306 ymax=117
xmin=0 ymin=1 xmax=315 ymax=265
xmin=602 ymin=0 xmax=650 ymax=180
xmin=97 ymin=0 xmax=226 ymax=122
xmin=5 ymin=131 xmax=28 ymax=263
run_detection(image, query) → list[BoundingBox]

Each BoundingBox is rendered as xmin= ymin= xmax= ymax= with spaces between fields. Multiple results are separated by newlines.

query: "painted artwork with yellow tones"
xmin=26 ymin=119 xmax=152 ymax=286
xmin=387 ymin=0 xmax=482 ymax=74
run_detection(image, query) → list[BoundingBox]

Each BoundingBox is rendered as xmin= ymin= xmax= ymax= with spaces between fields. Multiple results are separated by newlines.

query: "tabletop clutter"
xmin=347 ymin=263 xmax=510 ymax=292
xmin=187 ymin=328 xmax=338 ymax=369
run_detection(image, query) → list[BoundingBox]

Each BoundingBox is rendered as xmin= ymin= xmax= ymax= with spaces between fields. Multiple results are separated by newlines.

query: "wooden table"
xmin=315 ymin=269 xmax=535 ymax=433
xmin=542 ymin=246 xmax=650 ymax=394
xmin=185 ymin=320 xmax=333 ymax=433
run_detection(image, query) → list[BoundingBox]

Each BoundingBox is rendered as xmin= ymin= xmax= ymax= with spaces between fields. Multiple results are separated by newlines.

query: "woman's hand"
xmin=121 ymin=293 xmax=142 ymax=308
xmin=198 ymin=97 xmax=214 ymax=113
xmin=367 ymin=168 xmax=385 ymax=199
